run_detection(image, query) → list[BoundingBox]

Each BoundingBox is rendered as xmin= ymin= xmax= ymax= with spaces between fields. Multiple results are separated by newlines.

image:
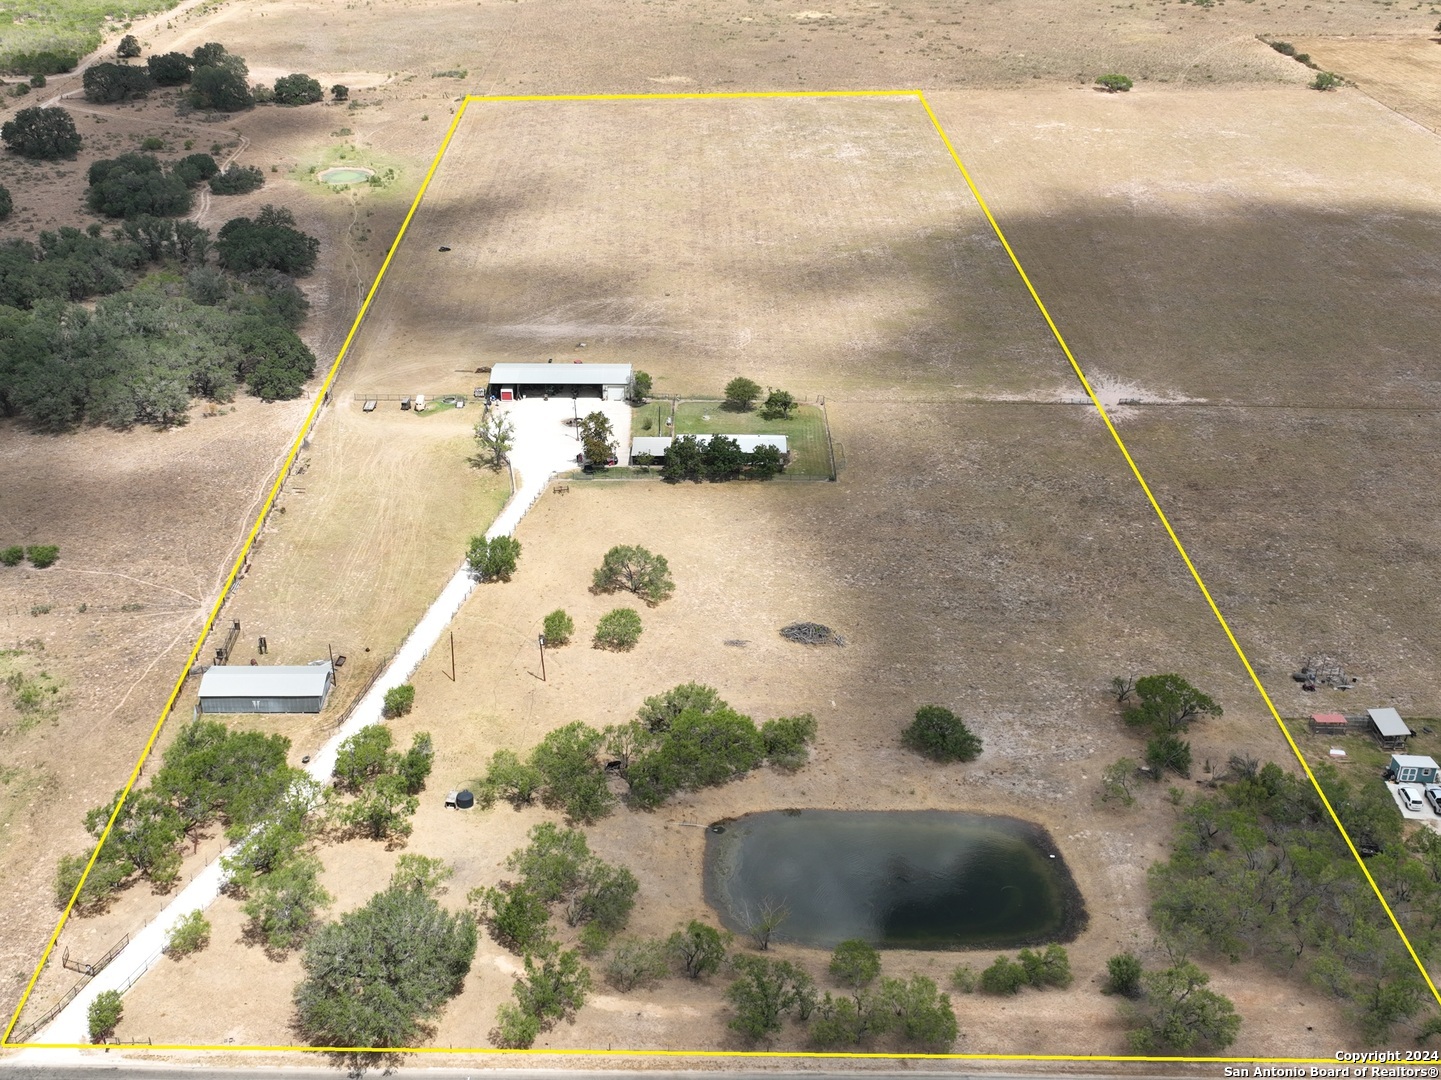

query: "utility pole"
xmin=538 ymin=634 xmax=546 ymax=682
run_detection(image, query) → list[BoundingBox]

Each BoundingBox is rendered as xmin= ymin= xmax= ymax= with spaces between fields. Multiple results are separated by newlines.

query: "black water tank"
xmin=455 ymin=789 xmax=475 ymax=810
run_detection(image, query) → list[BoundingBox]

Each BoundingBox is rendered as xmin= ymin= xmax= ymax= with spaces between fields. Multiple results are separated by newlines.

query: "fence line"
xmin=331 ymin=646 xmax=400 ymax=730
xmin=10 ymin=972 xmax=90 ymax=1044
xmin=351 ymin=391 xmax=478 ymax=403
xmin=61 ymin=932 xmax=129 ymax=978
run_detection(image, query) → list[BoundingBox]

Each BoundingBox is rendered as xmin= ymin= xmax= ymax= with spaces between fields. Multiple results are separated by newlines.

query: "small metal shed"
xmin=197 ymin=663 xmax=334 ymax=714
xmin=1369 ymin=707 xmax=1412 ymax=750
xmin=1387 ymin=753 xmax=1439 ymax=784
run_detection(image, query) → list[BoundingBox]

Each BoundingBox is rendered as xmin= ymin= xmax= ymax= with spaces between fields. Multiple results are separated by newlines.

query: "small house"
xmin=1369 ymin=707 xmax=1412 ymax=751
xmin=1386 ymin=754 xmax=1439 ymax=785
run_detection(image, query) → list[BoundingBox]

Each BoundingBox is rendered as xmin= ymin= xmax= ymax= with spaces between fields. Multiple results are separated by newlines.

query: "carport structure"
xmin=487 ymin=362 xmax=633 ymax=402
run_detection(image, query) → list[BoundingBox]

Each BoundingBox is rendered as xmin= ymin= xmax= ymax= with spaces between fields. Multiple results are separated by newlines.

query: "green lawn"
xmin=671 ymin=400 xmax=831 ymax=479
xmin=0 ymin=0 xmax=182 ymax=72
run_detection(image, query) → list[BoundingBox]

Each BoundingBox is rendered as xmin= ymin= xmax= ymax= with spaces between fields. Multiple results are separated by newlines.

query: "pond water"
xmin=704 ymin=810 xmax=1086 ymax=949
xmin=317 ymin=166 xmax=374 ymax=185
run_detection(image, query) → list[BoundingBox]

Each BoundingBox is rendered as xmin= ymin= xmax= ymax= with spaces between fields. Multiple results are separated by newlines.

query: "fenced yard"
xmin=671 ymin=399 xmax=834 ymax=479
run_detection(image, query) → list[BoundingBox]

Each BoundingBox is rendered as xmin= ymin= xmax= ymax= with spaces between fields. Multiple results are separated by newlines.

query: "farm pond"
xmin=704 ymin=810 xmax=1086 ymax=949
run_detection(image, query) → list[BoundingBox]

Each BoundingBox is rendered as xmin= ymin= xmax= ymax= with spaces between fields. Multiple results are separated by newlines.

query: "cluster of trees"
xmin=473 ymin=825 xmax=636 ymax=1047
xmin=208 ymin=164 xmax=265 ymax=195
xmin=294 ymin=858 xmax=476 ymax=1066
xmin=86 ymin=152 xmax=218 ymax=218
xmin=473 ymin=682 xmax=817 ymax=823
xmin=655 ymin=434 xmax=785 ymax=483
xmin=609 ymin=683 xmax=818 ymax=809
xmin=220 ymin=774 xmax=332 ymax=953
xmin=721 ymin=376 xmax=797 ymax=419
xmin=730 ymin=938 xmax=956 ymax=1049
xmin=0 ymin=210 xmax=321 ymax=428
xmin=957 ymin=945 xmax=1072 ymax=994
xmin=1121 ymin=959 xmax=1241 ymax=1052
xmin=55 ymin=720 xmax=297 ymax=911
xmin=1111 ymin=672 xmax=1222 ymax=780
xmin=83 ymin=62 xmax=156 ymax=103
xmin=1149 ymin=757 xmax=1438 ymax=1044
xmin=330 ymin=724 xmax=434 ymax=841
xmin=82 ymin=45 xmax=325 ymax=112
xmin=217 ymin=206 xmax=320 ymax=275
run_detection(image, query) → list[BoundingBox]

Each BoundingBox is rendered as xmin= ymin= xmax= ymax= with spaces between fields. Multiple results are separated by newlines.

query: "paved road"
xmin=0 ymin=1068 xmax=1174 ymax=1080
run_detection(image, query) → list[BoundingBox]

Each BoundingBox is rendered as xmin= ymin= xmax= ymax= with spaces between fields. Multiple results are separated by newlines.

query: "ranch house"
xmin=197 ymin=662 xmax=335 ymax=714
xmin=487 ymin=362 xmax=633 ymax=402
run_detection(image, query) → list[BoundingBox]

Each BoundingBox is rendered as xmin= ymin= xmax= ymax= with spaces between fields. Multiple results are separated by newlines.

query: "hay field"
xmin=943 ymin=86 xmax=1441 ymax=718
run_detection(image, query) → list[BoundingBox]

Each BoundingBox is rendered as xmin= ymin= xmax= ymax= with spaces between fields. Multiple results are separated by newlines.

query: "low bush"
xmin=0 ymin=546 xmax=24 ymax=566
xmin=594 ymin=607 xmax=642 ymax=651
xmin=604 ymin=937 xmax=670 ymax=991
xmin=164 ymin=910 xmax=211 ymax=957
xmin=382 ymin=683 xmax=415 ymax=719
xmin=1096 ymin=73 xmax=1134 ymax=92
xmin=901 ymin=705 xmax=982 ymax=763
xmin=1104 ymin=951 xmax=1143 ymax=997
xmin=761 ymin=713 xmax=817 ymax=770
xmin=26 ymin=545 xmax=59 ymax=568
xmin=542 ymin=609 xmax=574 ymax=646
xmin=979 ymin=955 xmax=1028 ymax=994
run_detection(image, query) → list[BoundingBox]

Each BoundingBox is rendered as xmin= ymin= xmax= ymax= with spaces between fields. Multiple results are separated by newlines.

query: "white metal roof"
xmin=630 ymin=435 xmax=788 ymax=454
xmin=1391 ymin=754 xmax=1437 ymax=769
xmin=198 ymin=663 xmax=333 ymax=699
xmin=489 ymin=363 xmax=632 ymax=387
xmin=1370 ymin=707 xmax=1412 ymax=737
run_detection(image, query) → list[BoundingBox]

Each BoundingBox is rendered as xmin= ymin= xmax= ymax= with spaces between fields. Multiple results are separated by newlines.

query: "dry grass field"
xmin=2 ymin=0 xmax=1441 ymax=1062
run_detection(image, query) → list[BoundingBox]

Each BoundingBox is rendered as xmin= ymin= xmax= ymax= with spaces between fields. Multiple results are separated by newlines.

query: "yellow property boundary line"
xmin=3 ymin=88 xmax=1434 ymax=1064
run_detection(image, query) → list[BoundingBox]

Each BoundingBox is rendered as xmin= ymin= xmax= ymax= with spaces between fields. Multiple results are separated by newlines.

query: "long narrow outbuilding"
xmin=196 ymin=663 xmax=335 ymax=714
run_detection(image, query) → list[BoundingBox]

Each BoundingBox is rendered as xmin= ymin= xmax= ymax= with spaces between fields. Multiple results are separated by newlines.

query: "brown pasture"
xmin=2 ymin=0 xmax=1441 ymax=1061
xmin=85 ymin=92 xmax=1435 ymax=1056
